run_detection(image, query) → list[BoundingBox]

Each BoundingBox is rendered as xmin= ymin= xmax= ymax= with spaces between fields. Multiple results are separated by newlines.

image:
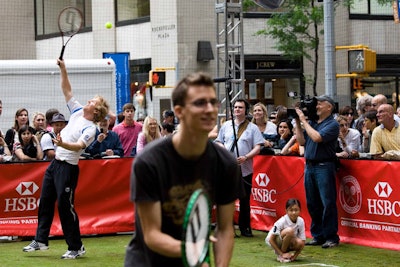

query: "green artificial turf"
xmin=1 ymin=231 xmax=399 ymax=267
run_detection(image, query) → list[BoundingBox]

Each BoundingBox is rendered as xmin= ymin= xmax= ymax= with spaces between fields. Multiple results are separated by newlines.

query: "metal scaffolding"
xmin=215 ymin=0 xmax=245 ymax=121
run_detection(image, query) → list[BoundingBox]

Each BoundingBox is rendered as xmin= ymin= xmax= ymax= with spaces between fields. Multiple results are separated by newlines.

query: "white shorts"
xmin=265 ymin=234 xmax=282 ymax=248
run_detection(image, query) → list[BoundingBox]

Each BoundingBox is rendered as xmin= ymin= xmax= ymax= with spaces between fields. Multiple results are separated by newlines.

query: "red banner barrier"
xmin=0 ymin=158 xmax=135 ymax=236
xmin=1 ymin=156 xmax=400 ymax=251
xmin=250 ymin=156 xmax=309 ymax=233
xmin=251 ymin=156 xmax=400 ymax=251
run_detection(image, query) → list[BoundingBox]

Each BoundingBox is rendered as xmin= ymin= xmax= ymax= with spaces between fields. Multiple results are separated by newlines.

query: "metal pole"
xmin=324 ymin=0 xmax=337 ymax=99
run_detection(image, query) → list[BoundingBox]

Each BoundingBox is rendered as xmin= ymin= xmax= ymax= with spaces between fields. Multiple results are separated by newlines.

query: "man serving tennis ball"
xmin=124 ymin=72 xmax=241 ymax=267
xmin=22 ymin=59 xmax=110 ymax=259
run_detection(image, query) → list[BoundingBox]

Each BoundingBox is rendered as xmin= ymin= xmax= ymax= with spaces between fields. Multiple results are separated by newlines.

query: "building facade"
xmin=1 ymin=0 xmax=400 ymax=121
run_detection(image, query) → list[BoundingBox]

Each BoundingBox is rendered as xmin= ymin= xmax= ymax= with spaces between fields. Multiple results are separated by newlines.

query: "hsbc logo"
xmin=252 ymin=173 xmax=276 ymax=203
xmin=368 ymin=181 xmax=400 ymax=217
xmin=4 ymin=182 xmax=40 ymax=212
xmin=15 ymin=182 xmax=39 ymax=196
xmin=374 ymin=182 xmax=392 ymax=198
xmin=255 ymin=173 xmax=270 ymax=187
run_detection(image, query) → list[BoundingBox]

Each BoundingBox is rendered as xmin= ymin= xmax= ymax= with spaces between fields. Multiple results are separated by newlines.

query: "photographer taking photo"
xmin=294 ymin=95 xmax=340 ymax=249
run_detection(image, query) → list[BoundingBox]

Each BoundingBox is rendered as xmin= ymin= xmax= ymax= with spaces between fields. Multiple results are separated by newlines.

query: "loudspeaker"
xmin=197 ymin=41 xmax=214 ymax=62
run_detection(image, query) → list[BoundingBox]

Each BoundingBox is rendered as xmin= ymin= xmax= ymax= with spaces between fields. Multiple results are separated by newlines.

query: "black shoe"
xmin=322 ymin=240 xmax=339 ymax=248
xmin=306 ymin=239 xmax=324 ymax=246
xmin=240 ymin=228 xmax=253 ymax=237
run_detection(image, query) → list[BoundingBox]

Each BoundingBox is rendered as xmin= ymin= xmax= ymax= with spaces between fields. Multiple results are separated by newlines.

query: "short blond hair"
xmin=93 ymin=95 xmax=110 ymax=123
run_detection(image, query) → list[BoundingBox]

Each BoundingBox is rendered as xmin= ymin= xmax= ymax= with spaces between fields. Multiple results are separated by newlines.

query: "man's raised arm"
xmin=57 ymin=59 xmax=73 ymax=103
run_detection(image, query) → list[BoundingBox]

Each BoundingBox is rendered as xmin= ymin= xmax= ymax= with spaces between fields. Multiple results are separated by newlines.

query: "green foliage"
xmin=264 ymin=0 xmax=323 ymax=63
xmin=257 ymin=0 xmax=322 ymax=94
xmin=246 ymin=0 xmax=388 ymax=93
xmin=243 ymin=0 xmax=257 ymax=11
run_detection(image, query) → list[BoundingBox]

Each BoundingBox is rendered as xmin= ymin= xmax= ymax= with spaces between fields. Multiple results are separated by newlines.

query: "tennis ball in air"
xmin=105 ymin=22 xmax=113 ymax=29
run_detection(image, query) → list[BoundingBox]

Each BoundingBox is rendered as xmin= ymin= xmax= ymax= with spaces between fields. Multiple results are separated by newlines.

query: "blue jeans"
xmin=304 ymin=162 xmax=339 ymax=242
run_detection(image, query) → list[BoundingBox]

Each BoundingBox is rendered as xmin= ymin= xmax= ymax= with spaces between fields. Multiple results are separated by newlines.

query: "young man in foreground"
xmin=124 ymin=72 xmax=241 ymax=267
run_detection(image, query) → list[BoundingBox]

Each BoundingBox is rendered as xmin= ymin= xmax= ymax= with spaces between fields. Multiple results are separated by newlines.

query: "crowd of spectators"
xmin=0 ymin=97 xmax=177 ymax=162
xmin=1 ymin=92 xmax=400 ymax=162
xmin=211 ymin=93 xmax=400 ymax=161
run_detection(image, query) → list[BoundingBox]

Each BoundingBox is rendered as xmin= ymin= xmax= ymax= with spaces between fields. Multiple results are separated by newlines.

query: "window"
xmin=35 ymin=0 xmax=92 ymax=38
xmin=350 ymin=0 xmax=393 ymax=17
xmin=116 ymin=0 xmax=150 ymax=24
xmin=243 ymin=2 xmax=286 ymax=18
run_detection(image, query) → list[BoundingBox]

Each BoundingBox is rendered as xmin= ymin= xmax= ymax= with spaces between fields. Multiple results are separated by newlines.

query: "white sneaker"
xmin=61 ymin=245 xmax=86 ymax=259
xmin=22 ymin=240 xmax=49 ymax=252
xmin=277 ymin=255 xmax=291 ymax=263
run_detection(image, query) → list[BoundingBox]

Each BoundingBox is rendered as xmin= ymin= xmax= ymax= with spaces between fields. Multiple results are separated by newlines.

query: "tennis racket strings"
xmin=58 ymin=7 xmax=83 ymax=36
xmin=182 ymin=189 xmax=211 ymax=267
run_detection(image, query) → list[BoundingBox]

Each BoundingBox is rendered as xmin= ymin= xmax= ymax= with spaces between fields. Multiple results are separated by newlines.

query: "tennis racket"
xmin=182 ymin=189 xmax=211 ymax=267
xmin=58 ymin=6 xmax=83 ymax=60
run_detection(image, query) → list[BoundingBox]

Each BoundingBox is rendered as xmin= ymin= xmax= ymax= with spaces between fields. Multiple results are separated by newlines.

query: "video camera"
xmin=286 ymin=92 xmax=318 ymax=121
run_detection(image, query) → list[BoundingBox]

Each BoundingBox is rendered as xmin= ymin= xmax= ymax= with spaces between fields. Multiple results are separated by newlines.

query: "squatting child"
xmin=265 ymin=198 xmax=306 ymax=263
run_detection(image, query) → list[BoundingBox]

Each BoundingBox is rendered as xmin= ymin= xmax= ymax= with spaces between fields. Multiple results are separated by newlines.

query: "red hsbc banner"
xmin=2 ymin=156 xmax=400 ymax=251
xmin=0 ymin=158 xmax=135 ymax=236
xmin=250 ymin=156 xmax=310 ymax=234
xmin=251 ymin=156 xmax=400 ymax=251
xmin=337 ymin=159 xmax=400 ymax=250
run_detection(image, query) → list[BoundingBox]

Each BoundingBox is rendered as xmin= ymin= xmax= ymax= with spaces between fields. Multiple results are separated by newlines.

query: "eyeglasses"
xmin=344 ymin=112 xmax=354 ymax=116
xmin=189 ymin=98 xmax=220 ymax=109
xmin=339 ymin=124 xmax=348 ymax=128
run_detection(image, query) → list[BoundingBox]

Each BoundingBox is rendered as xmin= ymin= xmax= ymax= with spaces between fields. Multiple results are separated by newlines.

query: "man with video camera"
xmin=294 ymin=95 xmax=340 ymax=249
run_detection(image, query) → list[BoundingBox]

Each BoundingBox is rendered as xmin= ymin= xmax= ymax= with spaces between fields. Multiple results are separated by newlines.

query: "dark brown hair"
xmin=172 ymin=72 xmax=215 ymax=107
xmin=286 ymin=198 xmax=301 ymax=210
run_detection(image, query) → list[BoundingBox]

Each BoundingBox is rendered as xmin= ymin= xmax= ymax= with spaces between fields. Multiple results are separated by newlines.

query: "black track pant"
xmin=35 ymin=159 xmax=82 ymax=250
xmin=239 ymin=173 xmax=252 ymax=231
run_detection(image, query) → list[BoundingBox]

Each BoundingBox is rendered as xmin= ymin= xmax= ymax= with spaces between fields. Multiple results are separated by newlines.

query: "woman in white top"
xmin=251 ymin=103 xmax=277 ymax=153
xmin=336 ymin=115 xmax=361 ymax=158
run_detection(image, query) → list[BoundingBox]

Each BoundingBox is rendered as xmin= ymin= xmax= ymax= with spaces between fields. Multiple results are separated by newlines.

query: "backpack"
xmin=35 ymin=129 xmax=50 ymax=142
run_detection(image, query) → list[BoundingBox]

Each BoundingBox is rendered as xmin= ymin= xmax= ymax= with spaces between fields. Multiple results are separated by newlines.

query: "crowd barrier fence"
xmin=0 ymin=156 xmax=399 ymax=251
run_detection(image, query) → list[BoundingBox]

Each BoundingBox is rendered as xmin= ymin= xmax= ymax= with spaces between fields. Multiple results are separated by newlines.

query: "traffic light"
xmin=348 ymin=49 xmax=376 ymax=74
xmin=352 ymin=78 xmax=363 ymax=90
xmin=149 ymin=70 xmax=166 ymax=86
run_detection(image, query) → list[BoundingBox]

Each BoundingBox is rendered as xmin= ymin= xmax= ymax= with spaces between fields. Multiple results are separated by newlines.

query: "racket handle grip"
xmin=59 ymin=45 xmax=66 ymax=60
